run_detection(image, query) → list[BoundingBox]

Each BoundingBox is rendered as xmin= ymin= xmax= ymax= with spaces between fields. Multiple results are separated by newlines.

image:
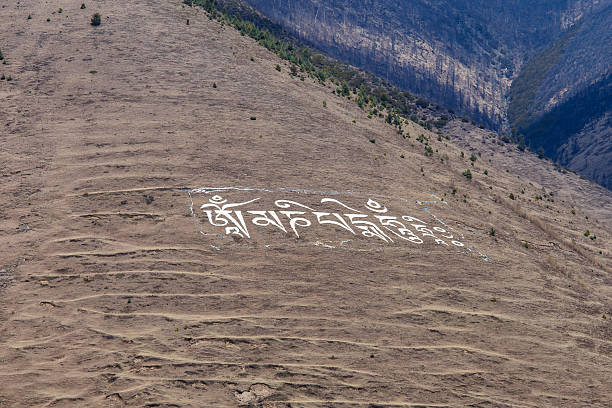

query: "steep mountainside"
xmin=241 ymin=0 xmax=605 ymax=128
xmin=508 ymin=6 xmax=612 ymax=189
xmin=1 ymin=0 xmax=611 ymax=407
xmin=241 ymin=0 xmax=611 ymax=189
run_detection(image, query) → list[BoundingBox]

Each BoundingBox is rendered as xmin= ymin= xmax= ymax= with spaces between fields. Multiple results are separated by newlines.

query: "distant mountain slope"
xmin=241 ymin=0 xmax=605 ymax=129
xmin=508 ymin=6 xmax=612 ymax=188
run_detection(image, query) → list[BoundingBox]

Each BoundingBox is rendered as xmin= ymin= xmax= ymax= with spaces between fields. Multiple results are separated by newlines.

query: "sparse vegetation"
xmin=91 ymin=12 xmax=101 ymax=26
xmin=462 ymin=169 xmax=472 ymax=180
xmin=184 ymin=0 xmax=455 ymax=137
xmin=322 ymin=101 xmax=327 ymax=108
xmin=489 ymin=227 xmax=495 ymax=236
xmin=275 ymin=64 xmax=281 ymax=72
xmin=81 ymin=3 xmax=87 ymax=9
xmin=250 ymin=116 xmax=256 ymax=120
xmin=212 ymin=82 xmax=217 ymax=88
xmin=509 ymin=193 xmax=515 ymax=200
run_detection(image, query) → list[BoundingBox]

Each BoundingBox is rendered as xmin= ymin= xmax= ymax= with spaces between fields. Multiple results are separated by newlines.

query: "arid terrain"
xmin=1 ymin=1 xmax=611 ymax=407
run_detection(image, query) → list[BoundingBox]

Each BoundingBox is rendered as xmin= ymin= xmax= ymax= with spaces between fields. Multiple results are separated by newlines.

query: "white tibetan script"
xmin=199 ymin=194 xmax=464 ymax=247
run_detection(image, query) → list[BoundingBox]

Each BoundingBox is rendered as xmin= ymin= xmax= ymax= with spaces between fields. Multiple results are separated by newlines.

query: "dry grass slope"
xmin=0 ymin=1 xmax=611 ymax=407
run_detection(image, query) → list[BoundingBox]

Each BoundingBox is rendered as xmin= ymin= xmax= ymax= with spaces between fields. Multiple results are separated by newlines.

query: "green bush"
xmin=91 ymin=12 xmax=101 ymax=26
xmin=275 ymin=64 xmax=281 ymax=72
xmin=0 ymin=49 xmax=3 ymax=60
xmin=537 ymin=146 xmax=545 ymax=159
xmin=509 ymin=193 xmax=515 ymax=200
xmin=81 ymin=3 xmax=86 ymax=9
xmin=415 ymin=98 xmax=429 ymax=108
xmin=462 ymin=169 xmax=472 ymax=180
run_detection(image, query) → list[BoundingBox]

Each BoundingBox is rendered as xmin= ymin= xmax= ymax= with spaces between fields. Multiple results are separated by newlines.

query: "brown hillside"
xmin=0 ymin=1 xmax=611 ymax=407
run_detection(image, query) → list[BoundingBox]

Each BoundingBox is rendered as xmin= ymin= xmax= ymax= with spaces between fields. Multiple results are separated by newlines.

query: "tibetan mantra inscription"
xmin=189 ymin=187 xmax=465 ymax=248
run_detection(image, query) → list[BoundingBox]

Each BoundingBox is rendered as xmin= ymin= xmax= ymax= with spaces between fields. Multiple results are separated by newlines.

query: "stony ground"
xmin=0 ymin=1 xmax=611 ymax=407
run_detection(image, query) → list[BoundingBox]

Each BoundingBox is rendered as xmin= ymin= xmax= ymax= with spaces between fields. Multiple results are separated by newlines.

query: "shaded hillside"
xmin=520 ymin=73 xmax=612 ymax=188
xmin=508 ymin=6 xmax=612 ymax=189
xmin=1 ymin=1 xmax=611 ymax=407
xmin=241 ymin=0 xmax=605 ymax=128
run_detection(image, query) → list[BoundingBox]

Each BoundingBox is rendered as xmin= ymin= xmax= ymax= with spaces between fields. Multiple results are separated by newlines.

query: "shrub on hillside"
xmin=91 ymin=13 xmax=101 ymax=26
